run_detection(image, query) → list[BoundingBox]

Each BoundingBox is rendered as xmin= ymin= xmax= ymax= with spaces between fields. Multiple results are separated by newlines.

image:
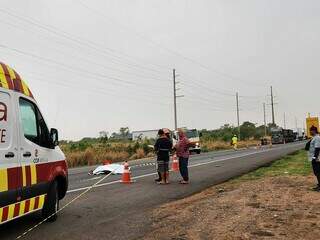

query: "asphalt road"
xmin=1 ymin=142 xmax=305 ymax=240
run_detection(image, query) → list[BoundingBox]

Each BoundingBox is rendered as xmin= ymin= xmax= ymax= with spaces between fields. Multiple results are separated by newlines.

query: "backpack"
xmin=305 ymin=140 xmax=311 ymax=151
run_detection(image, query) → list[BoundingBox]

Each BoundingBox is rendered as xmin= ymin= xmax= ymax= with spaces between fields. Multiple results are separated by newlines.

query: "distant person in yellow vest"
xmin=231 ymin=135 xmax=238 ymax=150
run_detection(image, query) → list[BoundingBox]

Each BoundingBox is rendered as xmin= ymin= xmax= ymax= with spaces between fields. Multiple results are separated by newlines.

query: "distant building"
xmin=132 ymin=129 xmax=158 ymax=141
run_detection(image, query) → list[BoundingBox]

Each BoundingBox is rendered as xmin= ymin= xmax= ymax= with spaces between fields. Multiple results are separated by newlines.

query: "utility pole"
xmin=172 ymin=69 xmax=184 ymax=130
xmin=173 ymin=69 xmax=177 ymax=130
xmin=263 ymin=103 xmax=267 ymax=137
xmin=295 ymin=117 xmax=298 ymax=130
xmin=283 ymin=112 xmax=286 ymax=129
xmin=270 ymin=86 xmax=275 ymax=125
xmin=236 ymin=92 xmax=240 ymax=140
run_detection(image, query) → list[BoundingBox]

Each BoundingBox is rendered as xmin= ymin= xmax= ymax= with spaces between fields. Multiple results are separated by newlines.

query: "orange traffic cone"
xmin=103 ymin=160 xmax=112 ymax=165
xmin=171 ymin=154 xmax=179 ymax=172
xmin=121 ymin=161 xmax=133 ymax=184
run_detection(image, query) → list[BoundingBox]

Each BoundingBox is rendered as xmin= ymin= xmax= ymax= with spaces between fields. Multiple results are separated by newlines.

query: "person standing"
xmin=231 ymin=135 xmax=238 ymax=150
xmin=176 ymin=129 xmax=191 ymax=184
xmin=154 ymin=129 xmax=172 ymax=184
xmin=308 ymin=126 xmax=320 ymax=191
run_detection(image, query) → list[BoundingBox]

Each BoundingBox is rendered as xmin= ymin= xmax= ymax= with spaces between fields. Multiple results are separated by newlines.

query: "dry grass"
xmin=66 ymin=148 xmax=131 ymax=168
xmin=202 ymin=139 xmax=260 ymax=151
xmin=63 ymin=139 xmax=261 ymax=168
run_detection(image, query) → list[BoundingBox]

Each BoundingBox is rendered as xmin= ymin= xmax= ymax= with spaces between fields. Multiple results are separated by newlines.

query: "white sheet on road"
xmin=92 ymin=164 xmax=127 ymax=175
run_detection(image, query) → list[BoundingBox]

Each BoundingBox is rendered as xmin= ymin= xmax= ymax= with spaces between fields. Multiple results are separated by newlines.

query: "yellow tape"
xmin=0 ymin=169 xmax=8 ymax=192
xmin=30 ymin=164 xmax=37 ymax=185
xmin=7 ymin=204 xmax=15 ymax=221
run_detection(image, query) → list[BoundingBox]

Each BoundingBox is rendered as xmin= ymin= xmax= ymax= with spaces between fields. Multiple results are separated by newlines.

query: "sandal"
xmin=179 ymin=180 xmax=189 ymax=184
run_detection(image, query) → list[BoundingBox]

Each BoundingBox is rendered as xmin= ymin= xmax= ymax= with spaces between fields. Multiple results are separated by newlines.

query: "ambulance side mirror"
xmin=50 ymin=128 xmax=59 ymax=147
xmin=199 ymin=132 xmax=203 ymax=137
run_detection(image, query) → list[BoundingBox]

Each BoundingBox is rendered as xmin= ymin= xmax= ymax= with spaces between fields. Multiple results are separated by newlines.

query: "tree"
xmin=239 ymin=121 xmax=256 ymax=140
xmin=119 ymin=127 xmax=130 ymax=137
xmin=99 ymin=131 xmax=108 ymax=143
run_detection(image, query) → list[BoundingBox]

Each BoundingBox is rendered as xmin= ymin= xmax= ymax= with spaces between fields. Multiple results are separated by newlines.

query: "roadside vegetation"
xmin=61 ymin=121 xmax=274 ymax=168
xmin=233 ymin=150 xmax=310 ymax=182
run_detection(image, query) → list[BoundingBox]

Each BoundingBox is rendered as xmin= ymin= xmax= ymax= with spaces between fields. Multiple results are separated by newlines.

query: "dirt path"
xmin=143 ymin=175 xmax=320 ymax=240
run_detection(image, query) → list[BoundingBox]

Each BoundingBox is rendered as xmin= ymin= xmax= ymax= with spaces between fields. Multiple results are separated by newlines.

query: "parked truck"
xmin=173 ymin=128 xmax=202 ymax=154
xmin=271 ymin=127 xmax=295 ymax=144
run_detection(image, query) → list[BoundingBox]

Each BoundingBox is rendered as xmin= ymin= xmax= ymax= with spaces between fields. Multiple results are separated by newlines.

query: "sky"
xmin=0 ymin=0 xmax=319 ymax=140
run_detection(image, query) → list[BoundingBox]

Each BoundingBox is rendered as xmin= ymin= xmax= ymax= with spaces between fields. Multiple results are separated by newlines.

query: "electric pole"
xmin=236 ymin=92 xmax=240 ymax=140
xmin=270 ymin=86 xmax=275 ymax=125
xmin=172 ymin=69 xmax=184 ymax=130
xmin=283 ymin=112 xmax=286 ymax=129
xmin=263 ymin=103 xmax=267 ymax=137
xmin=173 ymin=69 xmax=177 ymax=130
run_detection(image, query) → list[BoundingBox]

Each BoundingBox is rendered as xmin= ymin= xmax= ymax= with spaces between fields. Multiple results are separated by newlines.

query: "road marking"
xmin=67 ymin=145 xmax=302 ymax=194
xmin=78 ymin=176 xmax=102 ymax=183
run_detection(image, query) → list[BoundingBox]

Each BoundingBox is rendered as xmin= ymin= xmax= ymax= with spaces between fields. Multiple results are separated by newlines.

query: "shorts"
xmin=157 ymin=160 xmax=169 ymax=173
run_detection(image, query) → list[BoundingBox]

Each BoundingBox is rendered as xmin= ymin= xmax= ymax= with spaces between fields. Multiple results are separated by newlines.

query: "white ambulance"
xmin=0 ymin=62 xmax=68 ymax=224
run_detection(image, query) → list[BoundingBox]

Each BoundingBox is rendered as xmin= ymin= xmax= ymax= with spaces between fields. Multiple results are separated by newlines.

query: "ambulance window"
xmin=19 ymin=98 xmax=51 ymax=148
xmin=36 ymin=107 xmax=50 ymax=148
xmin=19 ymin=98 xmax=38 ymax=143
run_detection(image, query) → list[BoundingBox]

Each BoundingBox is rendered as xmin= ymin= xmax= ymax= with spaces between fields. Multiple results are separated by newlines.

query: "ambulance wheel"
xmin=42 ymin=180 xmax=59 ymax=222
xmin=196 ymin=150 xmax=201 ymax=154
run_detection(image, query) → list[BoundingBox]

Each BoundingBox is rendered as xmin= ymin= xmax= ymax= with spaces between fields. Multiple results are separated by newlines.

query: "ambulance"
xmin=0 ymin=62 xmax=68 ymax=224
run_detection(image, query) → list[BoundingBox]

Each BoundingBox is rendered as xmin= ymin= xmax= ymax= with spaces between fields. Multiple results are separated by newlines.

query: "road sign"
xmin=306 ymin=117 xmax=319 ymax=138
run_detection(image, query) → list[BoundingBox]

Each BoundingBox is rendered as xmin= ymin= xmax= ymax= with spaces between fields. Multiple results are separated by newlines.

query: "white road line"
xmin=67 ymin=146 xmax=300 ymax=194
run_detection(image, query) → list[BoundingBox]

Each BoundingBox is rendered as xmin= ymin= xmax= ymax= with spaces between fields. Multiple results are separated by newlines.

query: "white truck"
xmin=173 ymin=128 xmax=202 ymax=154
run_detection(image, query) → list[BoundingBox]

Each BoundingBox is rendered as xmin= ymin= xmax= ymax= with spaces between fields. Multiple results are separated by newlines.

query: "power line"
xmin=75 ymin=1 xmax=267 ymax=88
xmin=0 ymin=8 xmax=170 ymax=76
xmin=0 ymin=44 xmax=169 ymax=91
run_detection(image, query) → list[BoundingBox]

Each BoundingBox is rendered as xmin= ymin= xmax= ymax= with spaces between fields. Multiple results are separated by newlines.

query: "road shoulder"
xmin=143 ymin=150 xmax=320 ymax=240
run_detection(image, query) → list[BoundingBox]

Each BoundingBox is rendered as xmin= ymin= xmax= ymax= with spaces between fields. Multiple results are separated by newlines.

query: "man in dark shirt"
xmin=154 ymin=129 xmax=173 ymax=184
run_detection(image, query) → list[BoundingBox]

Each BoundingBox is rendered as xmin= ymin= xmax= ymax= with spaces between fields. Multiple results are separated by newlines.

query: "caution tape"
xmin=16 ymin=165 xmax=122 ymax=239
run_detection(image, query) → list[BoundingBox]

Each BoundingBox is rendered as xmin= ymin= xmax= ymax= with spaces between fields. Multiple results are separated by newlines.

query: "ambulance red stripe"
xmin=2 ymin=206 xmax=8 ymax=222
xmin=0 ymin=63 xmax=14 ymax=89
xmin=13 ymin=203 xmax=20 ymax=218
xmin=25 ymin=165 xmax=31 ymax=186
xmin=34 ymin=196 xmax=39 ymax=210
xmin=24 ymin=200 xmax=30 ymax=214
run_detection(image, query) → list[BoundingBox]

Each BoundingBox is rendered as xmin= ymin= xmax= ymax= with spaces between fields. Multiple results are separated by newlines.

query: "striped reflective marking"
xmin=21 ymin=166 xmax=27 ymax=187
xmin=7 ymin=65 xmax=16 ymax=80
xmin=0 ymin=194 xmax=46 ymax=224
xmin=30 ymin=164 xmax=37 ymax=185
xmin=0 ymin=169 xmax=8 ymax=192
xmin=0 ymin=207 xmax=3 ymax=221
xmin=19 ymin=201 xmax=25 ymax=216
xmin=0 ymin=63 xmax=13 ymax=89
xmin=0 ymin=64 xmax=9 ymax=89
xmin=29 ymin=197 xmax=35 ymax=211
xmin=7 ymin=204 xmax=15 ymax=220
xmin=21 ymin=80 xmax=30 ymax=96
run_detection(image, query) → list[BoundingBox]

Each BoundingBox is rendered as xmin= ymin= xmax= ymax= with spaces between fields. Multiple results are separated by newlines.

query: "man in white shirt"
xmin=308 ymin=126 xmax=320 ymax=191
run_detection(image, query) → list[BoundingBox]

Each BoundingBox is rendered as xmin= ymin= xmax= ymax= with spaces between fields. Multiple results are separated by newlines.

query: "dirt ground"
xmin=143 ymin=175 xmax=320 ymax=240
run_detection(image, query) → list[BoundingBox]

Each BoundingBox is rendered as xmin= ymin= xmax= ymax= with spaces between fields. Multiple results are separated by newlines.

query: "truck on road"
xmin=173 ymin=128 xmax=202 ymax=154
xmin=271 ymin=127 xmax=295 ymax=144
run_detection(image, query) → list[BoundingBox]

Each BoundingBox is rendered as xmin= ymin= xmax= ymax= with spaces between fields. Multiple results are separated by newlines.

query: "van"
xmin=0 ymin=62 xmax=68 ymax=224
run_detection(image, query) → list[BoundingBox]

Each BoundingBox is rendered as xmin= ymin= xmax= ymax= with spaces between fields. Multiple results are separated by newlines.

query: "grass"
xmin=61 ymin=139 xmax=264 ymax=168
xmin=201 ymin=140 xmax=260 ymax=152
xmin=232 ymin=150 xmax=311 ymax=182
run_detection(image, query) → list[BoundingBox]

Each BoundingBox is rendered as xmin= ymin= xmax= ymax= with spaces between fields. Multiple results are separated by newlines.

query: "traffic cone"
xmin=121 ymin=161 xmax=133 ymax=184
xmin=171 ymin=154 xmax=179 ymax=172
xmin=103 ymin=160 xmax=112 ymax=165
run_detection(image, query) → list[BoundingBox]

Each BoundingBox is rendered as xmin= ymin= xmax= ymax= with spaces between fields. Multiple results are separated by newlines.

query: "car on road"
xmin=0 ymin=62 xmax=68 ymax=225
